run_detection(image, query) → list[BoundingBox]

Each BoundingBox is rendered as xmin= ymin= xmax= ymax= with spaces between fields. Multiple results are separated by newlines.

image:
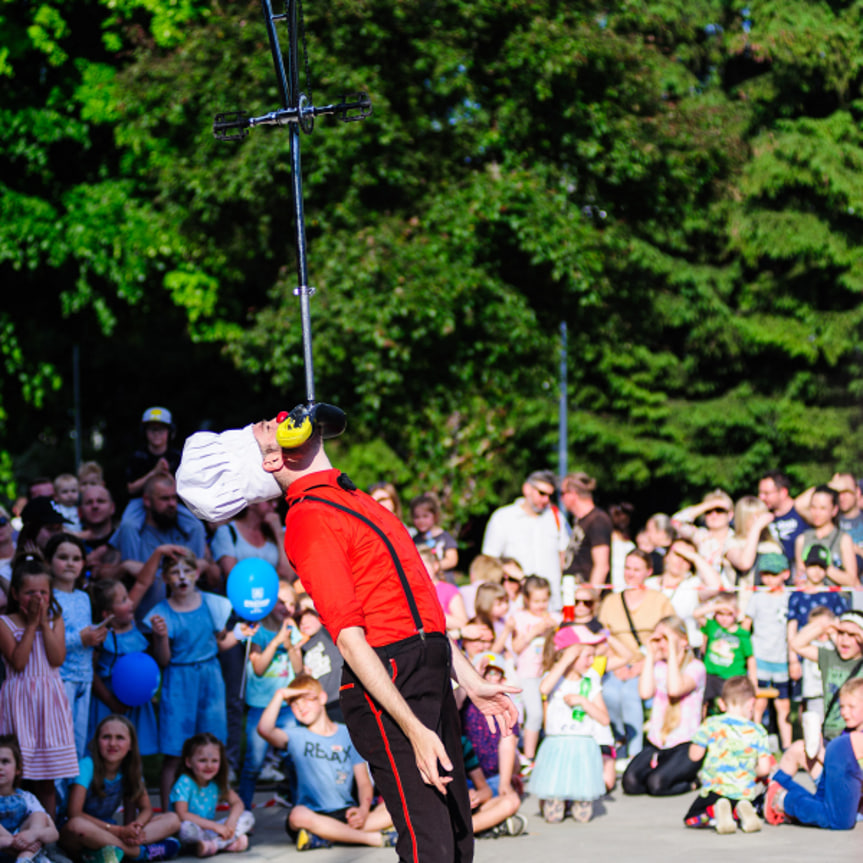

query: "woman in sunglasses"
xmin=671 ymin=489 xmax=736 ymax=583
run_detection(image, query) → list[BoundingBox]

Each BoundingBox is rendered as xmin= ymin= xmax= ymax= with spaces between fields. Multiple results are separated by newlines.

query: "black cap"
xmin=21 ymin=497 xmax=70 ymax=527
xmin=804 ymin=544 xmax=830 ymax=569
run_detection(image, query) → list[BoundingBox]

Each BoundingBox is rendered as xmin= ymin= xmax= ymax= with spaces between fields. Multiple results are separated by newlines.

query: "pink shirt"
xmin=646 ymin=658 xmax=706 ymax=749
xmin=512 ymin=608 xmax=561 ymax=678
xmin=434 ymin=581 xmax=461 ymax=616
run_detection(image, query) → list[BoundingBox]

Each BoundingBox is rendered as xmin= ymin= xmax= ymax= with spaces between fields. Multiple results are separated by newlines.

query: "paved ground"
xmin=194 ymin=787 xmax=860 ymax=863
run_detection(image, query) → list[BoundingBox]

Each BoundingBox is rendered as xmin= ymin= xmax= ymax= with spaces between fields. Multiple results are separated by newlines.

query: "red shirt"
xmin=284 ymin=469 xmax=445 ymax=647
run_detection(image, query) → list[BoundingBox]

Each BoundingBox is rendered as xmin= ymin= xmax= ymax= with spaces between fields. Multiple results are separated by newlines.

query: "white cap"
xmin=176 ymin=425 xmax=281 ymax=522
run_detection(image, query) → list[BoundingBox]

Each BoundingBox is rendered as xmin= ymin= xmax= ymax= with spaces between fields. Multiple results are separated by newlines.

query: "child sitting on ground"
xmin=694 ymin=592 xmax=757 ymax=713
xmin=0 ymin=734 xmax=58 ymax=863
xmin=61 ymin=715 xmax=180 ymax=863
xmin=684 ymin=677 xmax=773 ymax=834
xmin=170 ymin=733 xmax=253 ymax=857
xmin=257 ymin=674 xmax=396 ymax=852
xmin=764 ymin=677 xmax=863 ymax=829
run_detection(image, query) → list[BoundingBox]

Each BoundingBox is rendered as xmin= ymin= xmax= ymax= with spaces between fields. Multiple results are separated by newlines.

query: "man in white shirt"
xmin=481 ymin=470 xmax=569 ymax=610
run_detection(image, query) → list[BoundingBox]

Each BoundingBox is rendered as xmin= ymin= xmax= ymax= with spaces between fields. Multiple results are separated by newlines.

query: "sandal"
xmin=542 ymin=799 xmax=565 ymax=824
xmin=570 ymin=801 xmax=593 ymax=823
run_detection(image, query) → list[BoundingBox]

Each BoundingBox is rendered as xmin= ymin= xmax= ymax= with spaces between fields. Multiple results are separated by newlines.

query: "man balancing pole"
xmin=176 ymin=404 xmax=519 ymax=863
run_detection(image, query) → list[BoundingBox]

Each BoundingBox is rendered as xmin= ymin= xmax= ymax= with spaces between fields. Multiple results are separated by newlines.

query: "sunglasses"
xmin=531 ymin=486 xmax=554 ymax=498
xmin=704 ymin=507 xmax=729 ymax=516
xmin=574 ymin=598 xmax=595 ymax=607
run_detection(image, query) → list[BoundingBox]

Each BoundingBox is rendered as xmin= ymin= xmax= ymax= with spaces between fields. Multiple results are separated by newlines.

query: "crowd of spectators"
xmin=1 ymin=407 xmax=862 ymax=859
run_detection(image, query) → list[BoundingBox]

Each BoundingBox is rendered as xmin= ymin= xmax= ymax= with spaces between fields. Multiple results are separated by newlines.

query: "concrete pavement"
xmin=204 ymin=788 xmax=860 ymax=863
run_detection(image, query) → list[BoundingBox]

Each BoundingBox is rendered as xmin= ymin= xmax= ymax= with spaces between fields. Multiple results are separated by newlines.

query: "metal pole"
xmin=215 ymin=0 xmax=371 ymax=407
xmin=259 ymin=0 xmax=315 ymax=404
xmin=72 ymin=344 xmax=82 ymax=469
xmin=558 ymin=321 xmax=568 ymax=482
xmin=286 ymin=0 xmax=316 ymax=405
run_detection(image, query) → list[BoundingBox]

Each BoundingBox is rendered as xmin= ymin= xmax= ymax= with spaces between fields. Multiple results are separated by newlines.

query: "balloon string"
xmin=239 ymin=635 xmax=252 ymax=702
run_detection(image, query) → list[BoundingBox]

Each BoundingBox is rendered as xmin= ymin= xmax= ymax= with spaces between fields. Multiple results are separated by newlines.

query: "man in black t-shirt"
xmin=561 ymin=471 xmax=612 ymax=588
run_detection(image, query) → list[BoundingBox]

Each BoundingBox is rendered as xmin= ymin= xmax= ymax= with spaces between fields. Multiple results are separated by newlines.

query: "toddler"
xmin=52 ymin=476 xmax=81 ymax=534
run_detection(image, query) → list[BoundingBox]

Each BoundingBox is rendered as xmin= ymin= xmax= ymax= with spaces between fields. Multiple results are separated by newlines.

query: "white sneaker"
xmin=614 ymin=756 xmax=632 ymax=775
xmin=259 ymin=763 xmax=286 ymax=783
xmin=802 ymin=710 xmax=822 ymax=760
xmin=714 ymin=798 xmax=736 ymax=834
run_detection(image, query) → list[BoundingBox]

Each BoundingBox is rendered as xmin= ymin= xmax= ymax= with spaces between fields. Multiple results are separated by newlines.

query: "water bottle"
xmin=571 ymin=676 xmax=592 ymax=721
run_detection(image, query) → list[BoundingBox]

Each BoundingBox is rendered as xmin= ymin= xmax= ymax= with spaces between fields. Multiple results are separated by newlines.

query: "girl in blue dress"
xmin=143 ymin=550 xmax=240 ymax=811
xmin=45 ymin=534 xmax=106 ymax=759
xmin=88 ymin=580 xmax=159 ymax=756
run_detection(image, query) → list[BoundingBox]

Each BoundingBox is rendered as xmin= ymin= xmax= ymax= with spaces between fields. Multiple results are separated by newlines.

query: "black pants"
xmin=683 ymin=790 xmax=744 ymax=825
xmin=340 ymin=634 xmax=473 ymax=863
xmin=622 ymin=741 xmax=702 ymax=796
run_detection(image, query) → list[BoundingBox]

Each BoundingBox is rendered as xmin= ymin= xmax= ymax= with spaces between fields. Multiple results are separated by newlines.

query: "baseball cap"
xmin=759 ymin=552 xmax=790 ymax=574
xmin=471 ymin=651 xmax=506 ymax=675
xmin=804 ymin=544 xmax=830 ymax=569
xmin=141 ymin=406 xmax=173 ymax=426
xmin=553 ymin=623 xmax=606 ymax=651
xmin=21 ymin=497 xmax=70 ymax=526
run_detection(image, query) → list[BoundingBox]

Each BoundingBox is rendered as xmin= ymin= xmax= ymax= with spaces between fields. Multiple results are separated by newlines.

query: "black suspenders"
xmin=287 ymin=485 xmax=425 ymax=639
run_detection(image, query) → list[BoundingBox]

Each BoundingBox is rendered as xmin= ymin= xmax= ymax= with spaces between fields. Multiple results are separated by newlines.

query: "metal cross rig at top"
xmin=212 ymin=0 xmax=372 ymax=407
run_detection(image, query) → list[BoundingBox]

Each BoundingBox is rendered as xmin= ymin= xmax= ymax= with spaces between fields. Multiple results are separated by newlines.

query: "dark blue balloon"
xmin=112 ymin=652 xmax=161 ymax=707
xmin=227 ymin=558 xmax=279 ymax=621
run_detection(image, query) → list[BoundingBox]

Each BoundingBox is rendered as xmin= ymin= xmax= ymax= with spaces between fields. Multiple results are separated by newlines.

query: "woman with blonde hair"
xmin=725 ymin=496 xmax=783 ymax=597
xmin=621 ymin=616 xmax=706 ymax=796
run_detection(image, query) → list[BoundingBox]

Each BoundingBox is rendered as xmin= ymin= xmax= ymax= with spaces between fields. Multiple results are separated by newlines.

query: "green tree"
xmin=5 ymin=0 xmax=863 ymax=529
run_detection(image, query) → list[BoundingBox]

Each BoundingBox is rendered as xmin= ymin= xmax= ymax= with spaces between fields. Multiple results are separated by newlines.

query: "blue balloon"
xmin=112 ymin=652 xmax=161 ymax=707
xmin=227 ymin=558 xmax=279 ymax=622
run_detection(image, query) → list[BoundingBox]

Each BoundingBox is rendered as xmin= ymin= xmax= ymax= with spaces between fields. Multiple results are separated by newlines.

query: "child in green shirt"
xmin=694 ymin=593 xmax=757 ymax=711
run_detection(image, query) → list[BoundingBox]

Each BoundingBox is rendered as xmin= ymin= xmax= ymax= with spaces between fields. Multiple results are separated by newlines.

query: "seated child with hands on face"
xmin=684 ymin=677 xmax=772 ymax=834
xmin=0 ymin=735 xmax=58 ymax=863
xmin=257 ymin=674 xmax=396 ymax=852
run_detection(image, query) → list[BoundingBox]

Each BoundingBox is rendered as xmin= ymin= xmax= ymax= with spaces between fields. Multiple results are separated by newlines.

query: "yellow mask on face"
xmin=276 ymin=408 xmax=313 ymax=448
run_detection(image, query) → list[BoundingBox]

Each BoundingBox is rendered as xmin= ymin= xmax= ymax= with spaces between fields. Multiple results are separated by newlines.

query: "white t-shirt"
xmin=543 ymin=668 xmax=613 ymax=745
xmin=482 ymin=500 xmax=569 ymax=610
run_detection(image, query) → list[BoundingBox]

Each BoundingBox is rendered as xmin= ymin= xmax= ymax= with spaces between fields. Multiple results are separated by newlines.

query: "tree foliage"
xmin=4 ymin=0 xmax=863 ymax=526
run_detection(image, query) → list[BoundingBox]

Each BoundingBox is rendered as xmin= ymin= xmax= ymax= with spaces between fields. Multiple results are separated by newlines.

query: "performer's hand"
xmin=462 ymin=677 xmax=521 ymax=738
xmin=409 ymin=725 xmax=453 ymax=794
